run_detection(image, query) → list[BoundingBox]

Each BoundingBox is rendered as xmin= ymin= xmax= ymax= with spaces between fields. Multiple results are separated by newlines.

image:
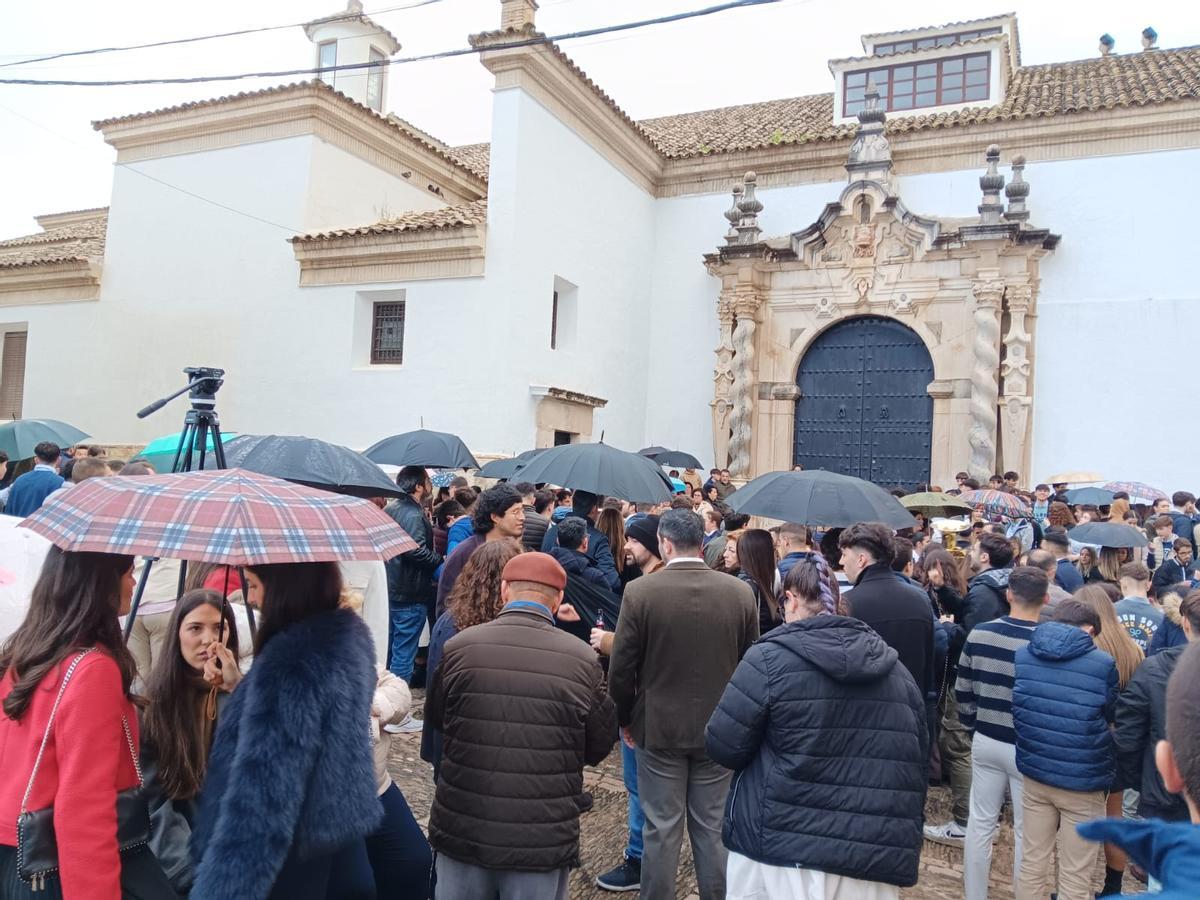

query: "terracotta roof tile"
xmin=292 ymin=199 xmax=487 ymax=242
xmin=450 ymin=142 xmax=490 ymax=179
xmin=0 ymin=210 xmax=107 ymax=269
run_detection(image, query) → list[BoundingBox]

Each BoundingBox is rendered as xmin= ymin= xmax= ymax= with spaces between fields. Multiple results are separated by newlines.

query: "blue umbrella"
xmin=1064 ymin=486 xmax=1116 ymax=506
xmin=135 ymin=430 xmax=238 ymax=473
xmin=0 ymin=418 xmax=89 ymax=460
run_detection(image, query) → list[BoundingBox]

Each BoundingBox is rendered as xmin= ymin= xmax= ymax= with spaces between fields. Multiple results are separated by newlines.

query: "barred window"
xmin=371 ymin=302 xmax=405 ymax=364
xmin=844 ymin=52 xmax=990 ymax=117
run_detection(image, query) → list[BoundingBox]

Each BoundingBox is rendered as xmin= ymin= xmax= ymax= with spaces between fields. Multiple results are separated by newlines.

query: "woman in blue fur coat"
xmin=190 ymin=562 xmax=383 ymax=899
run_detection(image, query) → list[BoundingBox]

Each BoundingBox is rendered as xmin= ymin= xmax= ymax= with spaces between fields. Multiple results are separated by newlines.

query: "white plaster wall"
xmin=303 ymin=138 xmax=444 ymax=232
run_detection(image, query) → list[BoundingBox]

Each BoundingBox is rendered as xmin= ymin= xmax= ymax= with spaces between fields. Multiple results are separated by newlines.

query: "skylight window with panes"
xmin=843 ymin=52 xmax=990 ymax=117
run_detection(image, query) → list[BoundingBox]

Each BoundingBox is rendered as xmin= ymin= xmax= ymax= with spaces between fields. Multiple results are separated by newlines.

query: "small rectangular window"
xmin=366 ymin=48 xmax=385 ymax=112
xmin=371 ymin=302 xmax=405 ymax=364
xmin=843 ymin=51 xmax=991 ymax=116
xmin=318 ymin=41 xmax=337 ymax=85
xmin=550 ymin=290 xmax=559 ymax=350
xmin=0 ymin=331 xmax=27 ymax=419
xmin=553 ymin=430 xmax=575 ymax=446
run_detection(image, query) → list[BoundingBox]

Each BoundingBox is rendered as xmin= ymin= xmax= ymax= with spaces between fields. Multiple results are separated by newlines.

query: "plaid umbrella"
xmin=19 ymin=468 xmax=416 ymax=565
xmin=1102 ymin=481 xmax=1168 ymax=505
xmin=958 ymin=489 xmax=1032 ymax=521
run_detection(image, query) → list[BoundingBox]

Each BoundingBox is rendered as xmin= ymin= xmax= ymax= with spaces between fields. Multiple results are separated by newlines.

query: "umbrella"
xmin=957 ymin=489 xmax=1032 ymax=521
xmin=728 ymin=470 xmax=917 ymax=529
xmin=1102 ymin=481 xmax=1168 ymax=505
xmin=1042 ymin=470 xmax=1104 ymax=485
xmin=204 ymin=434 xmax=404 ymax=499
xmin=19 ymin=468 xmax=417 ymax=565
xmin=639 ymin=447 xmax=704 ymax=469
xmin=0 ymin=418 xmax=89 ymax=460
xmin=0 ymin=516 xmax=52 ymax=643
xmin=1064 ymin=486 xmax=1116 ymax=506
xmin=364 ymin=429 xmax=478 ymax=469
xmin=136 ymin=430 xmax=238 ymax=473
xmin=478 ymin=448 xmax=545 ymax=480
xmin=900 ymin=492 xmax=972 ymax=517
xmin=1068 ymin=522 xmax=1148 ymax=549
xmin=514 ymin=442 xmax=673 ymax=503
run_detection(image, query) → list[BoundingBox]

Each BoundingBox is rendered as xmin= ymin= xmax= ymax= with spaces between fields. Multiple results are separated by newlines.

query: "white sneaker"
xmin=923 ymin=820 xmax=967 ymax=847
xmin=384 ymin=715 xmax=424 ymax=735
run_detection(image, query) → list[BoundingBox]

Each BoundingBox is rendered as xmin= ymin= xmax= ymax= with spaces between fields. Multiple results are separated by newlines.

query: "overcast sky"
xmin=1 ymin=0 xmax=1192 ymax=239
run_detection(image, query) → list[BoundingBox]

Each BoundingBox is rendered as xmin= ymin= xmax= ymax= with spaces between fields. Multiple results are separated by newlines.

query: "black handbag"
xmin=15 ymin=648 xmax=151 ymax=892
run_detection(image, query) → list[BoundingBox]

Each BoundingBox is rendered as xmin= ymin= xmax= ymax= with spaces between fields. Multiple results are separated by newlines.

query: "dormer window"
xmin=874 ymin=26 xmax=1000 ymax=56
xmin=843 ymin=52 xmax=989 ymax=117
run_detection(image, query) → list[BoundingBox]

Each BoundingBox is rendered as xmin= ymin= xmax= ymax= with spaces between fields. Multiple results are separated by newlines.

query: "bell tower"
xmin=304 ymin=0 xmax=401 ymax=112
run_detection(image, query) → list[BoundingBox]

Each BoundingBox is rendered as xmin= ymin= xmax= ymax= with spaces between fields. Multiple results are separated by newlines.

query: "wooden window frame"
xmin=370 ymin=301 xmax=405 ymax=365
xmin=843 ymin=51 xmax=991 ymax=117
xmin=0 ymin=330 xmax=28 ymax=419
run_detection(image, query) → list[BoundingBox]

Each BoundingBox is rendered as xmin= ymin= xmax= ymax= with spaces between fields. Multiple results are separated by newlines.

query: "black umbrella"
xmin=206 ymin=434 xmax=405 ymax=499
xmin=364 ymin=429 xmax=479 ymax=469
xmin=729 ymin=470 xmax=917 ymax=529
xmin=1064 ymin=486 xmax=1116 ymax=505
xmin=478 ymin=448 xmax=545 ymax=480
xmin=639 ymin=446 xmax=703 ymax=469
xmin=1068 ymin=522 xmax=1148 ymax=549
xmin=514 ymin=442 xmax=673 ymax=503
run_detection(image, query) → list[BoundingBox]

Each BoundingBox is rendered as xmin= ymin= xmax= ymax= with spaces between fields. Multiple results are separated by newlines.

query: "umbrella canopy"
xmin=478 ymin=448 xmax=545 ymax=480
xmin=19 ymin=468 xmax=417 ymax=566
xmin=957 ymin=489 xmax=1032 ymax=521
xmin=205 ymin=434 xmax=404 ymax=499
xmin=639 ymin=447 xmax=704 ymax=469
xmin=1102 ymin=481 xmax=1168 ymax=506
xmin=900 ymin=492 xmax=973 ymax=517
xmin=0 ymin=418 xmax=89 ymax=460
xmin=1042 ymin=470 xmax=1105 ymax=485
xmin=728 ymin=470 xmax=916 ymax=529
xmin=1064 ymin=486 xmax=1116 ymax=506
xmin=514 ymin=443 xmax=673 ymax=503
xmin=1069 ymin=522 xmax=1148 ymax=549
xmin=364 ymin=429 xmax=478 ymax=469
xmin=136 ymin=430 xmax=239 ymax=473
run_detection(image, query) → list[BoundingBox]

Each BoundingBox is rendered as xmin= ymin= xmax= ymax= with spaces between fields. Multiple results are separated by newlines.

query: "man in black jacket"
xmin=1114 ymin=592 xmax=1199 ymax=823
xmin=541 ymin=489 xmax=620 ymax=592
xmin=384 ymin=466 xmax=442 ymax=683
xmin=962 ymin=532 xmax=1015 ymax=634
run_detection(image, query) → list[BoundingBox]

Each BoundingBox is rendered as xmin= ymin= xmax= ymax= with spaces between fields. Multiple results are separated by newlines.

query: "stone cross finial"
xmin=978 ymin=145 xmax=1005 ymax=225
xmin=1004 ymin=155 xmax=1030 ymax=225
xmin=724 ymin=184 xmax=743 ymax=244
xmin=735 ymin=172 xmax=763 ymax=245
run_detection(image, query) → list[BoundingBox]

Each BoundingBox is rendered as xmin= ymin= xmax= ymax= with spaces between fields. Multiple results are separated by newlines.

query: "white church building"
xmin=1 ymin=0 xmax=1198 ymax=490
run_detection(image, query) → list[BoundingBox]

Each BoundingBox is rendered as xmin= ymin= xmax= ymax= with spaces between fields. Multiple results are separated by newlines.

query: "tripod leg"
xmin=124 ymin=558 xmax=156 ymax=642
xmin=170 ymin=422 xmax=194 ymax=474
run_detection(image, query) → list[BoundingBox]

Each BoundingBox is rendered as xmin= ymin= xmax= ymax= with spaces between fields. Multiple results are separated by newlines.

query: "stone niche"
xmin=530 ymin=384 xmax=607 ymax=448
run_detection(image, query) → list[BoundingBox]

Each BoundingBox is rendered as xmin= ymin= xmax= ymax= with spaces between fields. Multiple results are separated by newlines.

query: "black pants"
xmin=0 ymin=844 xmax=178 ymax=899
xmin=325 ymin=784 xmax=432 ymax=900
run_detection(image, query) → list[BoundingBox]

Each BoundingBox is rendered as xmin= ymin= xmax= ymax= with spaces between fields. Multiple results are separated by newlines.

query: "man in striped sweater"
xmin=953 ymin=565 xmax=1049 ymax=900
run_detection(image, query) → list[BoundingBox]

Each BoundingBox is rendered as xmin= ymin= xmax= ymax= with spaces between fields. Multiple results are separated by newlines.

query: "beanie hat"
xmin=626 ymin=514 xmax=661 ymax=560
xmin=501 ymin=552 xmax=567 ymax=591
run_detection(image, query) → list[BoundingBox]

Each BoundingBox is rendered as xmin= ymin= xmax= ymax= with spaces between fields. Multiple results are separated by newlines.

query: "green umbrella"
xmin=901 ymin=492 xmax=973 ymax=518
xmin=0 ymin=418 xmax=89 ymax=460
xmin=135 ymin=431 xmax=238 ymax=473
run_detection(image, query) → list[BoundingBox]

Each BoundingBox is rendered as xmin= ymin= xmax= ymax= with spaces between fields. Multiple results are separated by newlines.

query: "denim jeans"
xmin=389 ymin=603 xmax=427 ymax=682
xmin=622 ymin=741 xmax=645 ymax=861
xmin=367 ymin=783 xmax=433 ymax=899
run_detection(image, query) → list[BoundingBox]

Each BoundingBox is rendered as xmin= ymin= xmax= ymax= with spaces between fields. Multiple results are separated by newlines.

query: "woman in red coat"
xmin=0 ymin=547 xmax=172 ymax=899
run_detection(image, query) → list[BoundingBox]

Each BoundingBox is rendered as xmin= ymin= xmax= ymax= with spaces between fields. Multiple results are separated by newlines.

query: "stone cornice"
xmin=291 ymin=222 xmax=485 ymax=285
xmin=95 ymin=83 xmax=487 ymax=205
xmin=529 ymin=384 xmax=608 ymax=408
xmin=0 ymin=259 xmax=102 ymax=306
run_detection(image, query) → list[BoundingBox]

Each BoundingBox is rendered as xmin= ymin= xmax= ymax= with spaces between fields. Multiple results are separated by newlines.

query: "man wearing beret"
xmin=425 ymin=552 xmax=618 ymax=897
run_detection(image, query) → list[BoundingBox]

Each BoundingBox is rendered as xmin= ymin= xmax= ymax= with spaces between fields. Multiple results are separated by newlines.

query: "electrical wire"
xmin=0 ymin=0 xmax=782 ymax=86
xmin=0 ymin=0 xmax=446 ymax=69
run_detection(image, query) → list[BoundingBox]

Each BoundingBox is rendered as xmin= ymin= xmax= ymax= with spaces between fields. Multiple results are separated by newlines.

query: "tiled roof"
xmin=450 ymin=142 xmax=490 ymax=179
xmin=640 ymin=94 xmax=847 ymax=157
xmin=0 ymin=210 xmax=107 ymax=269
xmin=291 ymin=199 xmax=487 ymax=242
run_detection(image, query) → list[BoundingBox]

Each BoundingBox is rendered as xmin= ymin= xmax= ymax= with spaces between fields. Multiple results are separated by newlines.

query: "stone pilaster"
xmin=711 ymin=294 xmax=736 ymax=468
xmin=1000 ymin=282 xmax=1034 ymax=475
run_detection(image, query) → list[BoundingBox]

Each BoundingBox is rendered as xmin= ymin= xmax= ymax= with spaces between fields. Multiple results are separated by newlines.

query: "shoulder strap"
xmin=20 ymin=648 xmax=142 ymax=814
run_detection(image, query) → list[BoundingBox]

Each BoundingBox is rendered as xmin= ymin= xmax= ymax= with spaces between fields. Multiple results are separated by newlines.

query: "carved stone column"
xmin=711 ymin=294 xmax=736 ymax=468
xmin=968 ymin=278 xmax=1004 ymax=482
xmin=727 ymin=290 xmax=763 ymax=478
xmin=1000 ymin=283 xmax=1034 ymax=475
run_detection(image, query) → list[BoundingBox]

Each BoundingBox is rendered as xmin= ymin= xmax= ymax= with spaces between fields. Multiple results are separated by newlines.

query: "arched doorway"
xmin=794 ymin=316 xmax=933 ymax=488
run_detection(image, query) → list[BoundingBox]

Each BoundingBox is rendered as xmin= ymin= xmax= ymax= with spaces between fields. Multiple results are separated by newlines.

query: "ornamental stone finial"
xmin=846 ymin=80 xmax=892 ymax=183
xmin=735 ymin=172 xmax=763 ymax=245
xmin=978 ymin=144 xmax=1005 ymax=225
xmin=1004 ymin=154 xmax=1030 ymax=225
xmin=724 ymin=184 xmax=743 ymax=244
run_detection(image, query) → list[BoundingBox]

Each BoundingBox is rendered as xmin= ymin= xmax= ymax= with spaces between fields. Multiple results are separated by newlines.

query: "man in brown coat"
xmin=608 ymin=508 xmax=759 ymax=900
xmin=426 ymin=552 xmax=617 ymax=898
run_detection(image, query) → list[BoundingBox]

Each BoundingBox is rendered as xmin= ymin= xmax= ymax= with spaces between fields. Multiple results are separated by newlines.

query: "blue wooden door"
xmin=794 ymin=316 xmax=933 ymax=488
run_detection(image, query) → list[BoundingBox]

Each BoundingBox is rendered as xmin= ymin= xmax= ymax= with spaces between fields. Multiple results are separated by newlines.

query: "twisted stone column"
xmin=711 ymin=296 xmax=736 ymax=468
xmin=968 ymin=280 xmax=1004 ymax=482
xmin=727 ymin=292 xmax=761 ymax=479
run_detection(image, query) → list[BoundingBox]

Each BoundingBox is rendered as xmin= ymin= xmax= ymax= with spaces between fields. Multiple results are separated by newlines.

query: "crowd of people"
xmin=0 ymin=449 xmax=1199 ymax=899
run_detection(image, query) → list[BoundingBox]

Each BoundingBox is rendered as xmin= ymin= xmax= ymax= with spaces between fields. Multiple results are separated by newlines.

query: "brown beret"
xmin=501 ymin=552 xmax=567 ymax=592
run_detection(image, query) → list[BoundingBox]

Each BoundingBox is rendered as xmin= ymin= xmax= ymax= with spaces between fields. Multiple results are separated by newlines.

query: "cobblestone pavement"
xmin=389 ymin=690 xmax=1143 ymax=899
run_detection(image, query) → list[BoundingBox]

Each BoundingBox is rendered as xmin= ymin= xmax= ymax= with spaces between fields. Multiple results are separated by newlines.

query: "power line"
xmin=0 ymin=0 xmax=782 ymax=86
xmin=0 ymin=0 xmax=445 ymax=70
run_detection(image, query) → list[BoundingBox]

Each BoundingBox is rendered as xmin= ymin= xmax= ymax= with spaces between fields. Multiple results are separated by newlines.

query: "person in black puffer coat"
xmin=705 ymin=556 xmax=929 ymax=897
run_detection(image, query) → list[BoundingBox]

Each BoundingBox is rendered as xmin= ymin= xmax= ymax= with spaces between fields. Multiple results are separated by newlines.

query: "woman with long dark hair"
xmin=595 ymin=507 xmax=626 ymax=578
xmin=0 ymin=548 xmax=175 ymax=898
xmin=736 ymin=529 xmax=782 ymax=635
xmin=140 ymin=588 xmax=241 ymax=894
xmin=189 ymin=561 xmax=381 ymax=898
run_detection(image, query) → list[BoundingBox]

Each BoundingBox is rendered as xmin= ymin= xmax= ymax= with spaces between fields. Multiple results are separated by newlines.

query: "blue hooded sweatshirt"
xmin=1077 ymin=819 xmax=1200 ymax=899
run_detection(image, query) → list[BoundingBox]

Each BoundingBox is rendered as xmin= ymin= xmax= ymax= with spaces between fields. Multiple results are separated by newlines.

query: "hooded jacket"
xmin=1077 ymin=819 xmax=1200 ymax=899
xmin=190 ymin=609 xmax=382 ymax=899
xmin=549 ymin=545 xmax=610 ymax=591
xmin=705 ymin=616 xmax=928 ymax=887
xmin=1148 ymin=592 xmax=1189 ymax=656
xmin=1013 ymin=621 xmax=1118 ymax=792
xmin=962 ymin=566 xmax=1012 ymax=634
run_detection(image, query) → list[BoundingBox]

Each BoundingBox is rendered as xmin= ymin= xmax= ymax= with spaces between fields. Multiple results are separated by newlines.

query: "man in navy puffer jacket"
xmin=1012 ymin=599 xmax=1118 ymax=900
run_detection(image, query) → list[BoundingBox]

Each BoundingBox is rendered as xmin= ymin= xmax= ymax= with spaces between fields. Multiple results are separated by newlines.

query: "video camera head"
xmin=184 ymin=366 xmax=225 ymax=408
